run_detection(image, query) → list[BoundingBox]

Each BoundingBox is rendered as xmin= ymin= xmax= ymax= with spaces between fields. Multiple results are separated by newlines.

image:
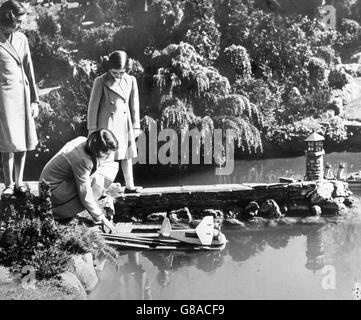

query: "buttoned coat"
xmin=0 ymin=30 xmax=39 ymax=152
xmin=87 ymin=72 xmax=140 ymax=160
xmin=39 ymin=136 xmax=119 ymax=221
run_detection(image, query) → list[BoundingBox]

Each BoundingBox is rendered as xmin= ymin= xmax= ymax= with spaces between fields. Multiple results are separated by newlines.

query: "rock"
xmin=281 ymin=205 xmax=288 ymax=215
xmin=59 ymin=271 xmax=87 ymax=300
xmin=287 ymin=201 xmax=310 ymax=212
xmin=321 ymin=198 xmax=347 ymax=215
xmin=72 ymin=253 xmax=98 ymax=293
xmin=0 ymin=266 xmax=12 ymax=284
xmin=260 ymin=199 xmax=284 ymax=218
xmin=344 ymin=197 xmax=355 ymax=207
xmin=311 ymin=205 xmax=322 ymax=216
xmin=168 ymin=207 xmax=192 ymax=223
xmin=332 ymin=181 xmax=352 ymax=197
xmin=308 ymin=181 xmax=334 ymax=204
xmin=201 ymin=209 xmax=224 ymax=220
xmin=94 ymin=258 xmax=107 ymax=272
xmin=245 ymin=201 xmax=259 ymax=219
xmin=224 ymin=210 xmax=237 ymax=220
xmin=146 ymin=212 xmax=167 ymax=223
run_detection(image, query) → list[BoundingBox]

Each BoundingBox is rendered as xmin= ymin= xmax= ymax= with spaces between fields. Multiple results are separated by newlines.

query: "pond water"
xmin=89 ymin=152 xmax=361 ymax=300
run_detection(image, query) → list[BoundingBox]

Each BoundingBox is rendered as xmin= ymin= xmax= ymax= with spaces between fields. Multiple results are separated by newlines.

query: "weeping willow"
xmin=140 ymin=115 xmax=157 ymax=133
xmin=150 ymin=43 xmax=264 ymax=157
xmin=215 ymin=116 xmax=263 ymax=154
xmin=152 ymin=42 xmax=217 ymax=99
xmin=216 ymin=94 xmax=263 ymax=128
xmin=194 ymin=115 xmax=214 ymax=138
xmin=160 ymin=99 xmax=196 ymax=131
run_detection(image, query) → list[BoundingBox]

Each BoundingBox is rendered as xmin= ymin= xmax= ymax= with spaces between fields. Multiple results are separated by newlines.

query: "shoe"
xmin=2 ymin=186 xmax=14 ymax=197
xmin=123 ymin=187 xmax=141 ymax=194
xmin=14 ymin=185 xmax=28 ymax=197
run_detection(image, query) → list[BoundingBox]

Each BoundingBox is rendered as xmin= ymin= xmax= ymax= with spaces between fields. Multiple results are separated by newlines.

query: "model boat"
xmin=101 ymin=216 xmax=227 ymax=250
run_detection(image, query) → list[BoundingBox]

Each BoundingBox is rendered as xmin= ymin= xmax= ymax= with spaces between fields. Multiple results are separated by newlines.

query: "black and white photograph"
xmin=0 ymin=0 xmax=361 ymax=304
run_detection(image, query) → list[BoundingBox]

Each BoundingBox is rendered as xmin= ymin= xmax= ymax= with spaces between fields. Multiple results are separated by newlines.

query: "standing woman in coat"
xmin=87 ymin=50 xmax=141 ymax=193
xmin=0 ymin=0 xmax=39 ymax=196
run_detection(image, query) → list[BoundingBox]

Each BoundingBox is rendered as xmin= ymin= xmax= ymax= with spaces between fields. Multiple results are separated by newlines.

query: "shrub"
xmin=328 ymin=67 xmax=349 ymax=89
xmin=37 ymin=12 xmax=60 ymax=37
xmin=307 ymin=57 xmax=328 ymax=87
xmin=76 ymin=25 xmax=118 ymax=60
xmin=233 ymin=77 xmax=282 ymax=127
xmin=0 ymin=182 xmax=120 ymax=279
xmin=25 ymin=30 xmax=74 ymax=87
xmin=0 ymin=182 xmax=68 ymax=278
xmin=37 ymin=63 xmax=96 ymax=159
xmin=218 ymin=45 xmax=252 ymax=83
xmin=321 ymin=117 xmax=349 ymax=144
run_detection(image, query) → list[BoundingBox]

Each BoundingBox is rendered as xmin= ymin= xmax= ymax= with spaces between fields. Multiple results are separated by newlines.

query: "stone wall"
xmin=114 ymin=180 xmax=353 ymax=219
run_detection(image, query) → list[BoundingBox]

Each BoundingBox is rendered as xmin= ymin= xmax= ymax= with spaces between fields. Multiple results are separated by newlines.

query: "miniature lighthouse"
xmin=305 ymin=132 xmax=325 ymax=181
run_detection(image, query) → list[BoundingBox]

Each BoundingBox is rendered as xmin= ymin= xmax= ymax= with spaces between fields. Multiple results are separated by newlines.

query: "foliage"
xmin=36 ymin=64 xmax=95 ymax=159
xmin=25 ymin=30 xmax=74 ymax=87
xmin=0 ymin=182 xmax=120 ymax=279
xmin=335 ymin=18 xmax=361 ymax=60
xmin=37 ymin=11 xmax=60 ymax=37
xmin=321 ymin=116 xmax=349 ymax=144
xmin=218 ymin=45 xmax=252 ymax=83
xmin=233 ymin=77 xmax=282 ymax=127
xmin=0 ymin=182 xmax=68 ymax=278
xmin=76 ymin=25 xmax=118 ymax=60
xmin=265 ymin=116 xmax=349 ymax=150
xmin=216 ymin=94 xmax=262 ymax=128
xmin=328 ymin=67 xmax=349 ymax=89
xmin=307 ymin=57 xmax=328 ymax=87
xmin=180 ymin=0 xmax=221 ymax=64
xmin=25 ymin=0 xmax=361 ymax=160
xmin=57 ymin=221 xmax=121 ymax=269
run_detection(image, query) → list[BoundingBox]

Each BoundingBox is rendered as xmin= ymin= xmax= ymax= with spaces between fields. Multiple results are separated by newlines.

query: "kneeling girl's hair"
xmin=86 ymin=129 xmax=119 ymax=158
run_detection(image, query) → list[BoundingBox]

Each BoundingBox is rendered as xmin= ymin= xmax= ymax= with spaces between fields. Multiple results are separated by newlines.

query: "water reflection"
xmin=142 ymin=250 xmax=224 ymax=287
xmin=91 ymin=151 xmax=361 ymax=299
xmin=91 ymin=212 xmax=361 ymax=300
xmin=117 ymin=252 xmax=152 ymax=300
xmin=305 ymin=227 xmax=325 ymax=273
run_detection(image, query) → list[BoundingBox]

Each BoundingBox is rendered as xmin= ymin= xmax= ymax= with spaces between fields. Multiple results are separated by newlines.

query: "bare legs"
xmin=14 ymin=151 xmax=26 ymax=188
xmin=1 ymin=152 xmax=14 ymax=188
xmin=121 ymin=158 xmax=135 ymax=189
xmin=1 ymin=151 xmax=26 ymax=190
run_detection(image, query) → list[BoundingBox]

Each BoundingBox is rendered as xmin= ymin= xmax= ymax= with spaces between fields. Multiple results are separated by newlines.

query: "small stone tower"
xmin=305 ymin=132 xmax=325 ymax=181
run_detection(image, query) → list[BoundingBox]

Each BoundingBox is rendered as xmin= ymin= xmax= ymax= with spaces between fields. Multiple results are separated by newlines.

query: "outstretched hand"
xmin=100 ymin=215 xmax=117 ymax=234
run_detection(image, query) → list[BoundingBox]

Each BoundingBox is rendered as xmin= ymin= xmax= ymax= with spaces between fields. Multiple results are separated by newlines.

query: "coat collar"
xmin=104 ymin=72 xmax=131 ymax=101
xmin=0 ymin=30 xmax=21 ymax=64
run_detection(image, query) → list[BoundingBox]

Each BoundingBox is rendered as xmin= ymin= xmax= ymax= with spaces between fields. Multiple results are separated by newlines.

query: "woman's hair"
xmin=0 ymin=0 xmax=26 ymax=28
xmin=85 ymin=129 xmax=119 ymax=158
xmin=107 ymin=50 xmax=129 ymax=70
